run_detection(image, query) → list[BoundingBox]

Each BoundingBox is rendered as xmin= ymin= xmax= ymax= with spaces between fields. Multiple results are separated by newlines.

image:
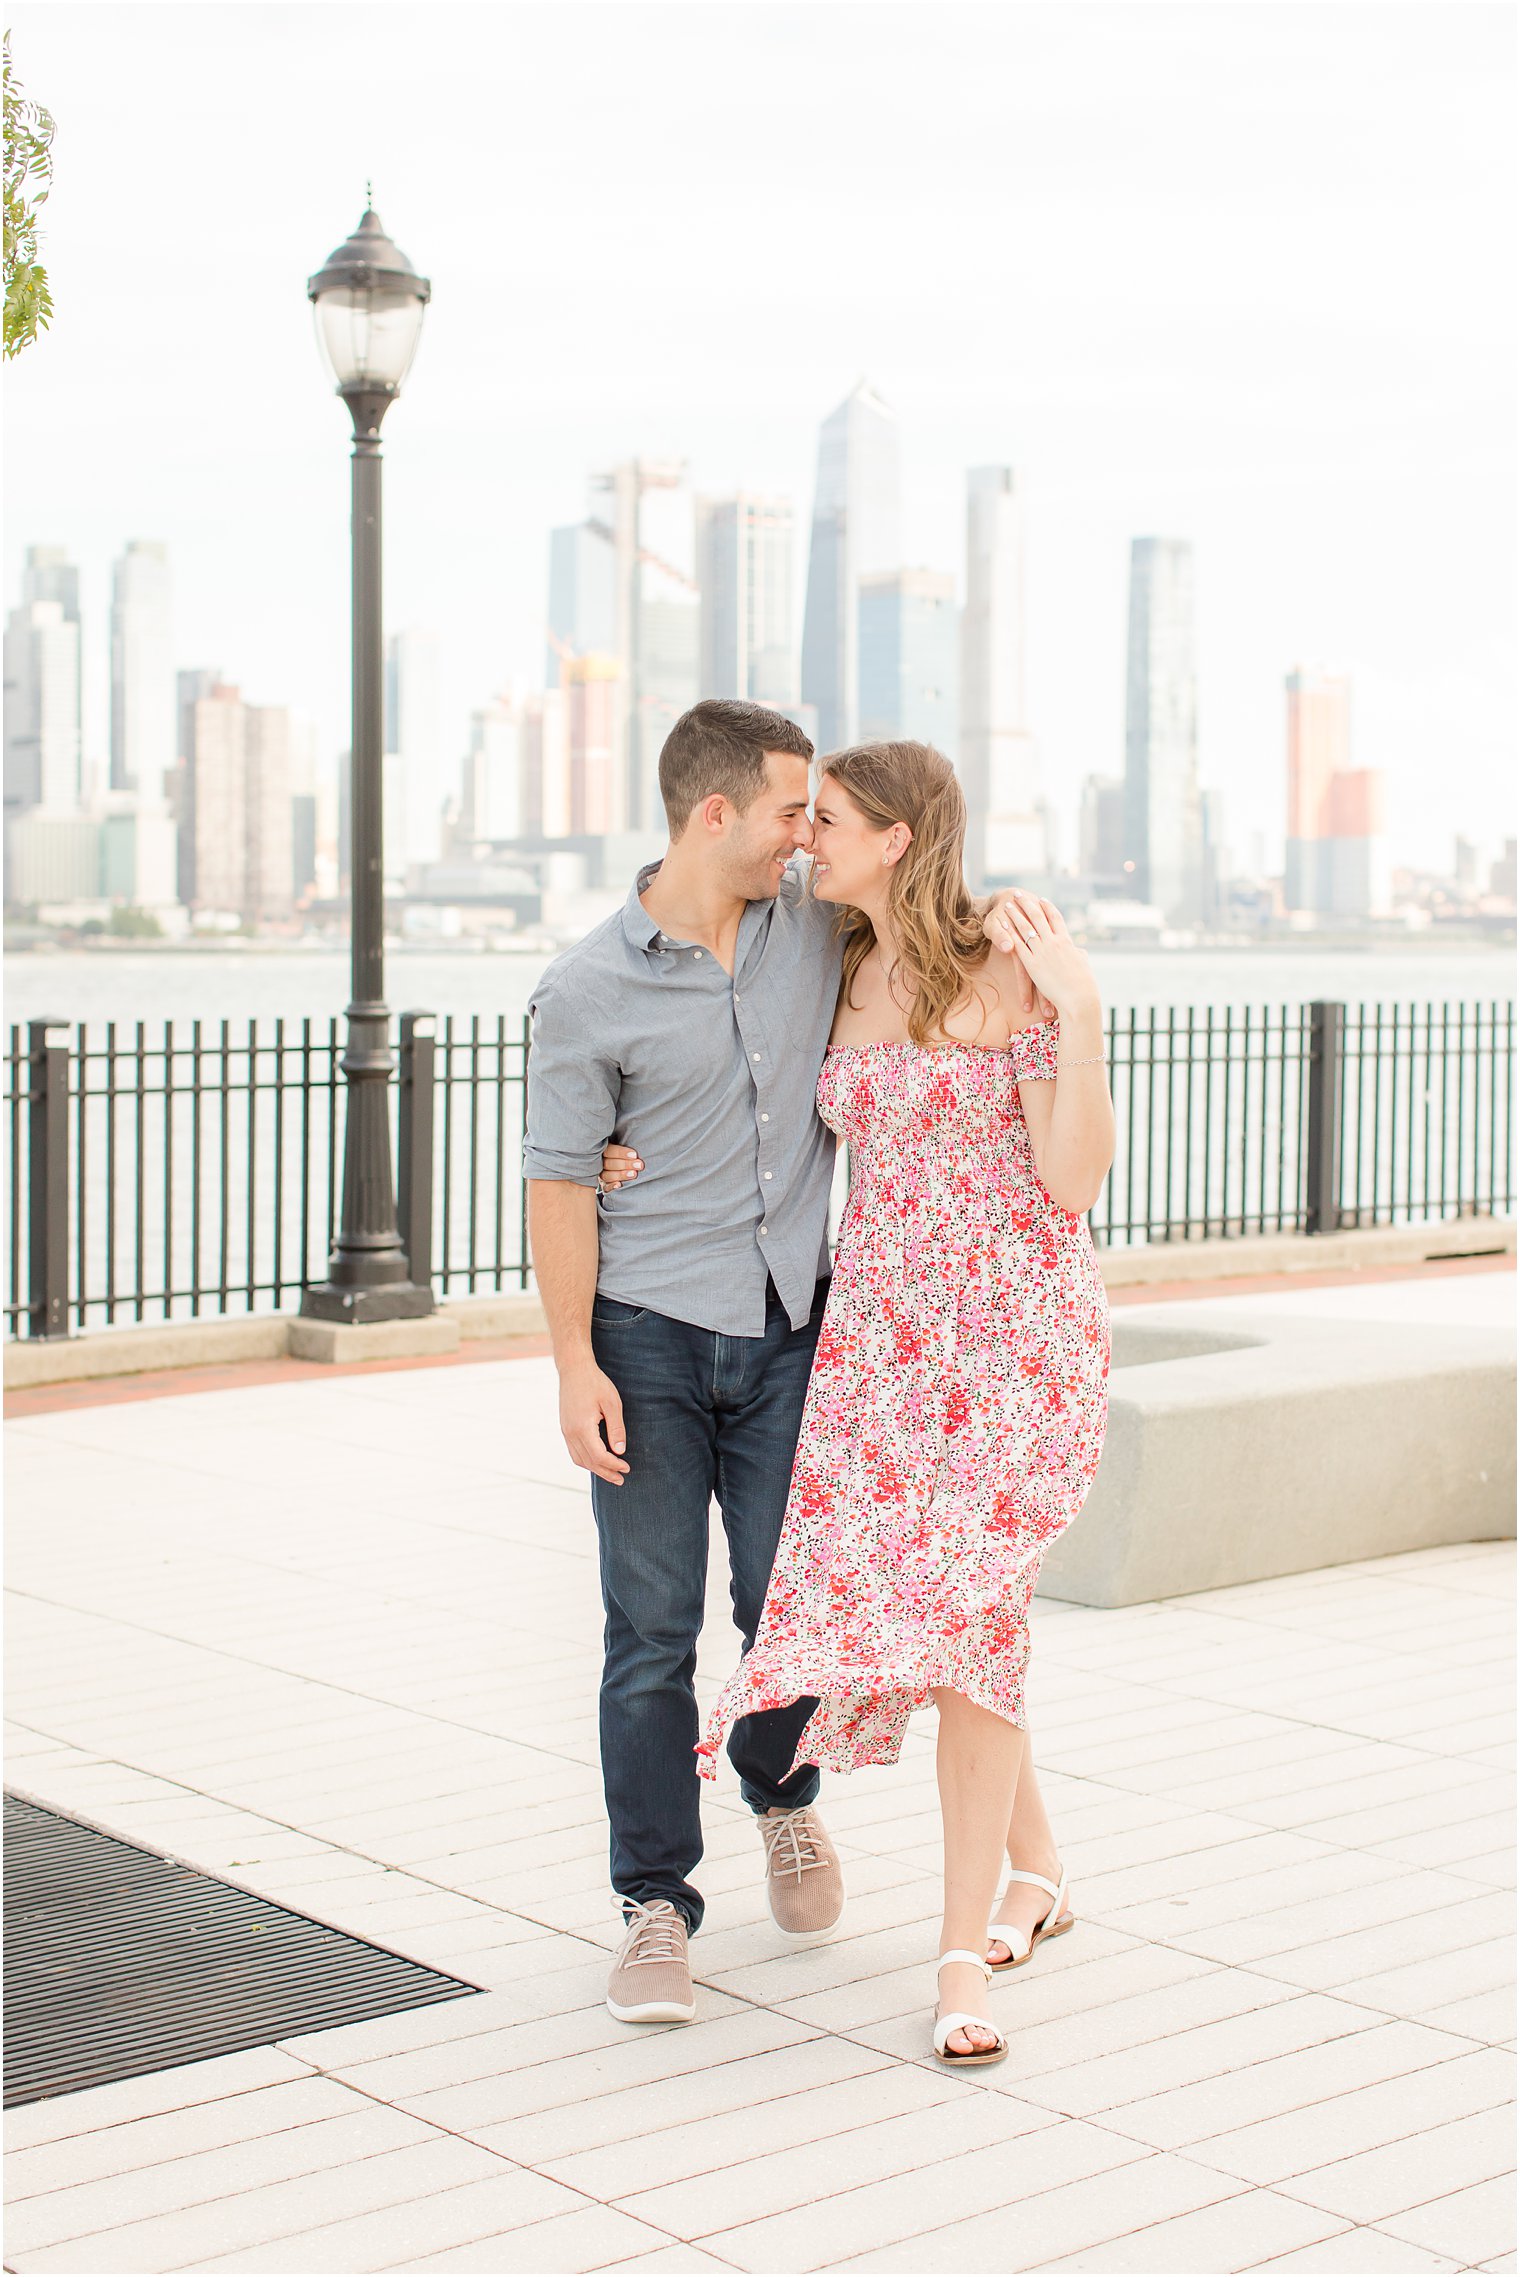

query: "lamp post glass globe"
xmin=313 ymin=284 xmax=426 ymax=394
xmin=307 ymin=206 xmax=431 ymax=417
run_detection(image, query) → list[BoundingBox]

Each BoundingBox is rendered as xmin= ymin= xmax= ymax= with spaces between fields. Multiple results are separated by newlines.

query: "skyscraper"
xmin=180 ymin=683 xmax=293 ymax=921
xmin=1122 ymin=537 xmax=1203 ymax=924
xmin=591 ymin=459 xmax=700 ymax=831
xmin=1285 ymin=667 xmax=1350 ymax=908
xmin=174 ymin=667 xmax=222 ymax=903
xmin=385 ymin=628 xmax=446 ymax=872
xmin=4 ymin=599 xmax=81 ymax=818
xmin=21 ymin=547 xmax=82 ymax=783
xmin=460 ymin=695 xmax=525 ymax=844
xmin=547 ymin=523 xmax=616 ymax=682
xmin=521 ymin=688 xmax=570 ymax=840
xmin=800 ymin=382 xmax=902 ymax=753
xmin=960 ymin=467 xmax=1044 ymax=887
xmin=244 ymin=707 xmax=295 ymax=922
xmin=1078 ymin=775 xmax=1126 ymax=887
xmin=1283 ymin=669 xmax=1387 ymax=918
xmin=696 ymin=495 xmax=796 ymax=707
xmin=857 ymin=569 xmax=958 ymax=750
xmin=566 ymin=655 xmax=623 ymax=835
xmin=185 ymin=684 xmax=247 ymax=914
xmin=110 ymin=540 xmax=173 ymax=796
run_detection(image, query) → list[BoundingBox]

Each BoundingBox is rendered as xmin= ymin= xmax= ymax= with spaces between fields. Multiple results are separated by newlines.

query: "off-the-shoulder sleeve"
xmin=1008 ymin=1017 xmax=1060 ymax=1081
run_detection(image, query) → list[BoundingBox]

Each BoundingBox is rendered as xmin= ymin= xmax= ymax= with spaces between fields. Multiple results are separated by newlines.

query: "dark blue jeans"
xmin=589 ymin=1275 xmax=828 ymax=1933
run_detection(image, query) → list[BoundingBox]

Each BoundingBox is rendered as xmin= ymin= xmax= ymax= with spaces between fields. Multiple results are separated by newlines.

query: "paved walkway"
xmin=3 ymin=1271 xmax=1514 ymax=2274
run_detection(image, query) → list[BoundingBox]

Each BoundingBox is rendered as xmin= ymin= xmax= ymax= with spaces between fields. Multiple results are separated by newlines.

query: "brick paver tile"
xmin=1375 ymin=2173 xmax=1518 ymax=2269
xmin=1034 ymin=2186 xmax=1348 ymax=2270
xmin=1185 ymin=2045 xmax=1514 ymax=2186
xmin=397 ymin=2204 xmax=687 ymax=2271
xmin=1277 ymin=2103 xmax=1516 ymax=2226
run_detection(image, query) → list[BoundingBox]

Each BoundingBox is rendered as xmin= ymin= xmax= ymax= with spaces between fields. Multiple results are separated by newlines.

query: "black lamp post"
xmin=300 ymin=205 xmax=435 ymax=1325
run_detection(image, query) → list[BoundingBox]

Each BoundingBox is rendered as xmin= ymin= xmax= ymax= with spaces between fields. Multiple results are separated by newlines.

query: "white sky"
xmin=5 ymin=0 xmax=1515 ymax=873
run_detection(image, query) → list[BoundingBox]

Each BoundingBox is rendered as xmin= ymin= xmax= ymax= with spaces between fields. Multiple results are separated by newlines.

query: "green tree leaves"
xmin=4 ymin=30 xmax=56 ymax=359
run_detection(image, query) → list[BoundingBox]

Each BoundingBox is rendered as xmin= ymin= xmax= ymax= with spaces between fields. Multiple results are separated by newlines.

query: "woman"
xmin=609 ymin=741 xmax=1112 ymax=2064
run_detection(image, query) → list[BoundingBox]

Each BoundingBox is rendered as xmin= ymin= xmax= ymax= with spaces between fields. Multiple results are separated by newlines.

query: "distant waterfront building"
xmin=6 ymin=813 xmax=103 ymax=904
xmin=1284 ymin=667 xmax=1350 ymax=910
xmin=522 ymin=688 xmax=570 ymax=840
xmin=21 ymin=546 xmax=83 ymax=779
xmin=858 ymin=569 xmax=958 ymax=752
xmin=591 ymin=459 xmax=700 ymax=831
xmin=179 ymin=683 xmax=291 ymax=920
xmin=110 ymin=540 xmax=173 ymax=797
xmin=173 ymin=667 xmax=222 ymax=902
xmin=1122 ymin=537 xmax=1203 ymax=924
xmin=547 ymin=523 xmax=616 ymax=684
xmin=1078 ymin=775 xmax=1126 ymax=889
xmin=566 ymin=655 xmax=624 ymax=835
xmin=244 ymin=707 xmax=294 ymax=922
xmin=385 ymin=628 xmax=447 ymax=874
xmin=21 ymin=544 xmax=80 ymax=624
xmin=1491 ymin=839 xmax=1517 ymax=905
xmin=101 ymin=798 xmax=178 ymax=910
xmin=801 ymin=381 xmax=902 ymax=753
xmin=4 ymin=598 xmax=82 ymax=820
xmin=960 ymin=467 xmax=1044 ymax=886
xmin=1283 ymin=668 xmax=1387 ymax=919
xmin=460 ymin=695 xmax=526 ymax=844
xmin=185 ymin=684 xmax=247 ymax=914
xmin=696 ymin=494 xmax=796 ymax=707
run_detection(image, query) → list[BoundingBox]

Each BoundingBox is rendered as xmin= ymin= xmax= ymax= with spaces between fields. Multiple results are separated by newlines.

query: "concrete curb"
xmin=4 ymin=1219 xmax=1511 ymax=1390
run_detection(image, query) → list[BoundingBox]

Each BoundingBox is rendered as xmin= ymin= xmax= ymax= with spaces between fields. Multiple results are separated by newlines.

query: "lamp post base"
xmin=299 ymin=1279 xmax=436 ymax=1325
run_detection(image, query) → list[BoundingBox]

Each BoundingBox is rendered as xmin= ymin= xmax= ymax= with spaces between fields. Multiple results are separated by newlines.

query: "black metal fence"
xmin=5 ymin=998 xmax=1513 ymax=1340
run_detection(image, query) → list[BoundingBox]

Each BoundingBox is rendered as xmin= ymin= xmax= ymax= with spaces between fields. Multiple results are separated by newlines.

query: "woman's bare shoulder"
xmin=977 ymin=945 xmax=1053 ymax=1040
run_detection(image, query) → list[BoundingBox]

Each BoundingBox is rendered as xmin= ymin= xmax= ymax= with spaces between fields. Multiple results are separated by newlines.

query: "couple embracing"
xmin=525 ymin=699 xmax=1113 ymax=2067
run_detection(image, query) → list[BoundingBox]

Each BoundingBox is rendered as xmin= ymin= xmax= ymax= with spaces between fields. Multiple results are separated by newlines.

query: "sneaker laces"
xmin=618 ymin=1899 xmax=687 ymax=1968
xmin=763 ymin=1808 xmax=828 ymax=1882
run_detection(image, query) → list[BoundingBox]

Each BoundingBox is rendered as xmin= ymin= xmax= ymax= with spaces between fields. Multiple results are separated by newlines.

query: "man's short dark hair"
xmin=658 ymin=700 xmax=814 ymax=836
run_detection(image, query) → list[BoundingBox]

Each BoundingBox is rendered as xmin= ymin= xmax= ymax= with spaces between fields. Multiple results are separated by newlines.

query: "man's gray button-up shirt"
xmin=523 ymin=860 xmax=844 ymax=1336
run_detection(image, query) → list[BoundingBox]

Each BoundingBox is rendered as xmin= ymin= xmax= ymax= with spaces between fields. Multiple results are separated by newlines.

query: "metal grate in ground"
xmin=3 ymin=1792 xmax=481 ymax=2108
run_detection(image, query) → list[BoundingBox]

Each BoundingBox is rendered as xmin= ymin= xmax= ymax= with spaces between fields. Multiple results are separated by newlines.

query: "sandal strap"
xmin=1002 ymin=1866 xmax=1062 ymax=1902
xmin=934 ymin=2009 xmax=1004 ymax=2056
xmin=986 ymin=1913 xmax=1033 ymax=1960
xmin=937 ymin=1948 xmax=992 ymax=1977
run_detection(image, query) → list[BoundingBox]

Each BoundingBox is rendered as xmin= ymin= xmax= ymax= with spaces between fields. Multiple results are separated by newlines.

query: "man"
xmin=525 ymin=699 xmax=1035 ymax=2025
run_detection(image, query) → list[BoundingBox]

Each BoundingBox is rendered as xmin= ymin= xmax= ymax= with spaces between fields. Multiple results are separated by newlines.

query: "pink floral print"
xmin=697 ymin=1023 xmax=1111 ymax=1779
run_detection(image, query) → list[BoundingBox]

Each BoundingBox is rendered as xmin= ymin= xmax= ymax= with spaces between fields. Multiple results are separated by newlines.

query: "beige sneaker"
xmin=761 ymin=1805 xmax=845 ymax=1943
xmin=606 ymin=1900 xmax=697 ymax=2024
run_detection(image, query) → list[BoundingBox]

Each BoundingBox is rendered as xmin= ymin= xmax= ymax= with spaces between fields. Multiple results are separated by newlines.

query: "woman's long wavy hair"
xmin=822 ymin=740 xmax=992 ymax=1047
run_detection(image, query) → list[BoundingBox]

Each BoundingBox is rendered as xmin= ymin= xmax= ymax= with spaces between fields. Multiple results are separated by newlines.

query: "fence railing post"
xmin=397 ymin=1011 xmax=436 ymax=1298
xmin=1305 ymin=999 xmax=1344 ymax=1235
xmin=27 ymin=1018 xmax=70 ymax=1338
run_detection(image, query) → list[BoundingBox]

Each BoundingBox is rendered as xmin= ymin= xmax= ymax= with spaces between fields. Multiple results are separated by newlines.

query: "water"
xmin=6 ymin=942 xmax=1512 ymax=1336
xmin=5 ymin=940 xmax=1515 ymax=1030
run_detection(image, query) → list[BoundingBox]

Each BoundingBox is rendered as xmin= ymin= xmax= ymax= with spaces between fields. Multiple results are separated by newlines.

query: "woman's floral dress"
xmin=697 ymin=1021 xmax=1111 ymax=1780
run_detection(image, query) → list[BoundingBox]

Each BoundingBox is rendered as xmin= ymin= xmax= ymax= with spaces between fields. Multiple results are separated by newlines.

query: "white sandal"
xmin=986 ymin=1862 xmax=1075 ymax=1973
xmin=933 ymin=1949 xmax=1008 ymax=2067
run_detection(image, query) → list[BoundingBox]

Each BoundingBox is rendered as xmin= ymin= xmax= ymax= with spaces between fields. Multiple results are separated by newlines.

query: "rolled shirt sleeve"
xmin=522 ymin=966 xmax=619 ymax=1187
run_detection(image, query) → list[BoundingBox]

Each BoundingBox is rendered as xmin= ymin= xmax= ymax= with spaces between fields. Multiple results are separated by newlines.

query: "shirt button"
xmin=760 ymin=1113 xmax=770 ymax=1122
xmin=693 ymin=949 xmax=703 ymax=959
xmin=759 ymin=1224 xmax=768 ymax=1236
xmin=763 ymin=1171 xmax=773 ymax=1180
xmin=752 ymin=1052 xmax=761 ymax=1061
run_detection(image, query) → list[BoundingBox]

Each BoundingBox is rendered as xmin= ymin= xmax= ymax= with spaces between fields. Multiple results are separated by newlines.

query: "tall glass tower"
xmin=800 ymin=382 xmax=901 ymax=754
xmin=697 ymin=495 xmax=796 ymax=707
xmin=1122 ymin=537 xmax=1203 ymax=924
xmin=110 ymin=540 xmax=173 ymax=797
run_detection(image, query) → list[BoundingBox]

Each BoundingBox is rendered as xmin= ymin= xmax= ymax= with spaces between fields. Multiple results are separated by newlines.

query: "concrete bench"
xmin=1036 ymin=1304 xmax=1516 ymax=1608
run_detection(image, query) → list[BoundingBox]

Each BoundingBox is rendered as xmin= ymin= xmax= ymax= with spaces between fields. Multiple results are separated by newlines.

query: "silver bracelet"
xmin=1057 ymin=1054 xmax=1105 ymax=1069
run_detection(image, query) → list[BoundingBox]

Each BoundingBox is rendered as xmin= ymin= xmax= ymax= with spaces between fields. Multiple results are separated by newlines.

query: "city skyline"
xmin=3 ymin=3 xmax=1514 ymax=877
